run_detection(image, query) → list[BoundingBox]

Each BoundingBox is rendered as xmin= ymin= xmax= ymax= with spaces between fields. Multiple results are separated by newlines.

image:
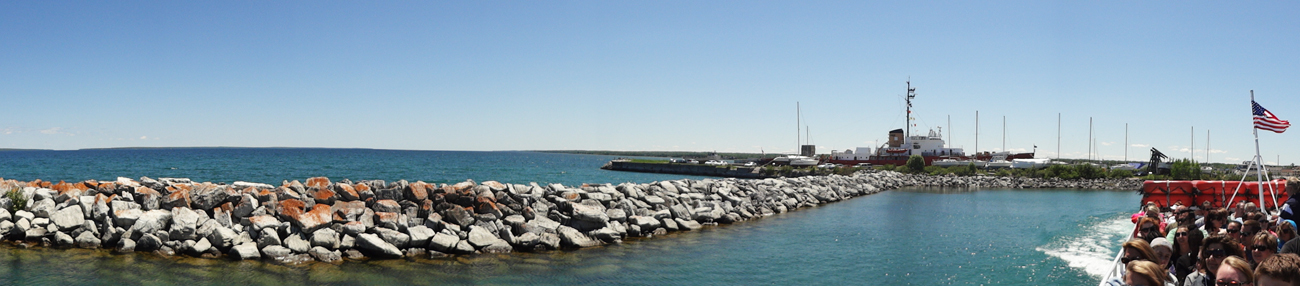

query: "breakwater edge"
xmin=0 ymin=170 xmax=1140 ymax=263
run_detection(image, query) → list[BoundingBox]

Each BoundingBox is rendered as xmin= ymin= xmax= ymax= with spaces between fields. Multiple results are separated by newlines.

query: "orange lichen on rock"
xmin=305 ymin=177 xmax=330 ymax=189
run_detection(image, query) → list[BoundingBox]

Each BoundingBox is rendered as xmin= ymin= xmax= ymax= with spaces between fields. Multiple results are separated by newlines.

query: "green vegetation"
xmin=5 ymin=187 xmax=25 ymax=213
xmin=906 ymin=155 xmax=925 ymax=173
xmin=1169 ymin=159 xmax=1201 ymax=180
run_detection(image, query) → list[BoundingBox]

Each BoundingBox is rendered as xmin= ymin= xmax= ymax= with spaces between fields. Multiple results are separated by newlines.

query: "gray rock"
xmin=54 ymin=231 xmax=74 ymax=246
xmin=210 ymin=226 xmax=239 ymax=250
xmin=113 ymin=209 xmax=143 ymax=229
xmin=443 ymin=207 xmax=476 ymax=227
xmin=406 ymin=225 xmax=435 ymax=247
xmin=136 ymin=233 xmax=162 ymax=251
xmin=643 ymin=195 xmax=666 ymax=205
xmin=606 ymin=208 xmax=627 ymax=222
xmin=14 ymin=218 xmax=30 ymax=237
xmin=375 ymin=228 xmax=411 ymax=249
xmin=451 ymin=240 xmax=476 ymax=254
xmin=168 ymin=207 xmax=201 ymax=240
xmin=192 ymin=237 xmax=212 ymax=254
xmin=538 ymin=232 xmax=561 ymax=250
xmin=32 ymin=217 xmax=49 ymax=228
xmin=427 ymin=233 xmax=459 ymax=253
xmin=309 ymin=246 xmax=342 ymax=262
xmin=569 ymin=203 xmax=608 ymax=223
xmin=340 ymin=222 xmax=366 ymax=236
xmin=24 ymin=227 xmax=46 ymax=241
xmin=128 ymin=210 xmax=172 ymax=239
xmin=283 ymin=233 xmax=311 ymax=254
xmin=467 ymin=225 xmax=508 ymax=249
xmin=0 ymin=208 xmax=10 ymax=222
xmin=557 ymin=225 xmax=599 ymax=248
xmin=117 ymin=238 xmax=136 ymax=253
xmin=0 ymin=221 xmax=12 ymax=237
xmin=261 ymin=245 xmax=292 ymax=259
xmin=629 ymin=216 xmax=661 ymax=230
xmin=14 ymin=210 xmax=34 ymax=222
xmin=310 ymin=228 xmax=340 ymax=249
xmin=522 ymin=217 xmax=561 ymax=234
xmin=249 ymin=215 xmax=280 ymax=231
xmin=233 ymin=194 xmax=257 ymax=218
xmin=340 ymin=234 xmax=356 ymax=249
xmin=591 ymin=227 xmax=623 ymax=243
xmin=356 ymin=233 xmax=402 ymax=258
xmin=661 ymin=217 xmax=679 ymax=231
xmin=675 ymin=218 xmax=702 ymax=231
xmin=30 ymin=198 xmax=56 ymax=218
xmin=257 ymin=228 xmax=281 ymax=249
xmin=230 ymin=243 xmax=261 ymax=260
xmin=75 ymin=231 xmax=101 ymax=248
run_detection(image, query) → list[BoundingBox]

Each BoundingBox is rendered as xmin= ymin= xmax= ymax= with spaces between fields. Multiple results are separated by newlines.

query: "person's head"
xmin=1215 ymin=256 xmax=1253 ymax=286
xmin=1253 ymin=231 xmax=1279 ymax=266
xmin=1146 ymin=204 xmax=1161 ymax=219
xmin=1243 ymin=220 xmax=1262 ymax=244
xmin=1286 ymin=177 xmax=1300 ymax=197
xmin=1202 ymin=235 xmax=1244 ymax=275
xmin=1278 ymin=220 xmax=1298 ymax=243
xmin=1254 ymin=253 xmax=1300 ymax=286
xmin=1210 ymin=208 xmax=1231 ymax=229
xmin=1235 ymin=201 xmax=1248 ymax=216
xmin=1123 ymin=239 xmax=1158 ymax=265
xmin=1137 ymin=217 xmax=1163 ymax=242
xmin=1125 ymin=260 xmax=1166 ymax=286
xmin=1177 ymin=225 xmax=1205 ymax=256
xmin=1228 ymin=220 xmax=1244 ymax=238
xmin=1150 ymin=237 xmax=1173 ymax=268
xmin=1199 ymin=201 xmax=1213 ymax=216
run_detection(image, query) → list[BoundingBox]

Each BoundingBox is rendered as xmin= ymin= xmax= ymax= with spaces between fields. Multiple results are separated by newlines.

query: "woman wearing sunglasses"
xmin=1213 ymin=256 xmax=1252 ymax=286
xmin=1125 ymin=260 xmax=1170 ymax=286
xmin=1173 ymin=226 xmax=1205 ymax=286
xmin=1251 ymin=231 xmax=1278 ymax=268
xmin=1183 ymin=235 xmax=1243 ymax=286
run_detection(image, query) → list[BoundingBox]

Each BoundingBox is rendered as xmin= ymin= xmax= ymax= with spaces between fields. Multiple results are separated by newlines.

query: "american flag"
xmin=1253 ymin=100 xmax=1290 ymax=133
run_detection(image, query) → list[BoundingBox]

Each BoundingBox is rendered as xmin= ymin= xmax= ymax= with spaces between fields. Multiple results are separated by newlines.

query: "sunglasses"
xmin=1242 ymin=230 xmax=1257 ymax=236
xmin=1141 ymin=226 xmax=1158 ymax=232
xmin=1176 ymin=231 xmax=1189 ymax=237
xmin=1121 ymin=257 xmax=1146 ymax=264
xmin=1216 ymin=279 xmax=1245 ymax=286
xmin=1226 ymin=229 xmax=1239 ymax=234
xmin=1205 ymin=248 xmax=1227 ymax=258
xmin=1252 ymin=245 xmax=1272 ymax=252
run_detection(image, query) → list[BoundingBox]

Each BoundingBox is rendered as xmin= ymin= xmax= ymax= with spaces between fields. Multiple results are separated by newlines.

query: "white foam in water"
xmin=1037 ymin=216 xmax=1132 ymax=279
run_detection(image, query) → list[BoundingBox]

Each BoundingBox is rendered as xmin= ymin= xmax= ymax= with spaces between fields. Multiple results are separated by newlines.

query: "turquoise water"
xmin=0 ymin=149 xmax=1140 ymax=285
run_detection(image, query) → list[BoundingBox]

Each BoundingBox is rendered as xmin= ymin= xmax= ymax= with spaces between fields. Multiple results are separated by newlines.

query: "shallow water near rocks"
xmin=0 ymin=149 xmax=1140 ymax=285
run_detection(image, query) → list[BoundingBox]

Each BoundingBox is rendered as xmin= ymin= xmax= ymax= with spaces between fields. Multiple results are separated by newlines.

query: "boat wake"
xmin=1037 ymin=215 xmax=1132 ymax=280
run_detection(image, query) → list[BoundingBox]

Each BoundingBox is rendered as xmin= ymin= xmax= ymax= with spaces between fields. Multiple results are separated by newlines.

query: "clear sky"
xmin=2 ymin=1 xmax=1297 ymax=165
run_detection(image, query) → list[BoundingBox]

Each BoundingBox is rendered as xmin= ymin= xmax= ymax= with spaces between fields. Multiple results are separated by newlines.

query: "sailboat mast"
xmin=797 ymin=102 xmax=800 ymax=154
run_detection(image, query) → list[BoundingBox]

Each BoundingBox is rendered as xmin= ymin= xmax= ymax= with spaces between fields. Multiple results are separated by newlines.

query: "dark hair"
xmin=1201 ymin=235 xmax=1244 ymax=262
xmin=1254 ymin=253 xmax=1300 ymax=285
xmin=1277 ymin=220 xmax=1298 ymax=238
xmin=1243 ymin=220 xmax=1261 ymax=235
xmin=1177 ymin=226 xmax=1204 ymax=256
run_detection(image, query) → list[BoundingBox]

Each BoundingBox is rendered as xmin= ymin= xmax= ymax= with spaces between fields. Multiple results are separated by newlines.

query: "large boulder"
xmin=406 ymin=225 xmax=435 ymax=248
xmin=310 ymin=228 xmax=340 ymax=249
xmin=556 ymin=226 xmax=599 ymax=248
xmin=286 ymin=204 xmax=331 ymax=233
xmin=375 ymin=228 xmax=411 ymax=249
xmin=569 ymin=203 xmax=608 ymax=223
xmin=283 ymin=234 xmax=311 ymax=254
xmin=521 ymin=217 xmax=561 ymax=234
xmin=248 ymin=215 xmax=280 ymax=231
xmin=467 ymin=225 xmax=508 ymax=249
xmin=427 ymin=233 xmax=459 ymax=253
xmin=29 ymin=198 xmax=56 ymax=218
xmin=75 ymin=230 xmax=102 ymax=248
xmin=113 ymin=209 xmax=143 ymax=229
xmin=168 ymin=207 xmax=202 ymax=240
xmin=51 ymin=205 xmax=85 ymax=231
xmin=309 ymin=246 xmax=342 ymax=263
xmin=257 ymin=228 xmax=281 ymax=249
xmin=136 ymin=233 xmax=162 ymax=251
xmin=442 ymin=207 xmax=475 ymax=227
xmin=355 ymin=233 xmax=402 ymax=258
xmin=231 ymin=243 xmax=261 ymax=260
xmin=190 ymin=184 xmax=234 ymax=211
xmin=128 ymin=210 xmax=172 ymax=238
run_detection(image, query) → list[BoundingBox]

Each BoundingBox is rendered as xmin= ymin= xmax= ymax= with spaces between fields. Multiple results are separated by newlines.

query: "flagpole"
xmin=1252 ymin=90 xmax=1266 ymax=216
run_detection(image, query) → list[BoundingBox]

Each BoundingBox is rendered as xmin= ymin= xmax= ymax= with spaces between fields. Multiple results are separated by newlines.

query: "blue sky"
xmin=2 ymin=1 xmax=1298 ymax=165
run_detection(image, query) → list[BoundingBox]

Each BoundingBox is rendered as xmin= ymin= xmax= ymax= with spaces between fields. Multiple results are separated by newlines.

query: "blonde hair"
xmin=1219 ymin=256 xmax=1254 ymax=284
xmin=1126 ymin=260 xmax=1165 ymax=285
xmin=1123 ymin=239 xmax=1158 ymax=262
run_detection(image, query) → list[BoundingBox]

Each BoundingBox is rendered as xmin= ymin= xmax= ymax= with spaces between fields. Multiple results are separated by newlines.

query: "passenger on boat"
xmin=1137 ymin=217 xmax=1167 ymax=242
xmin=1150 ymin=237 xmax=1178 ymax=283
xmin=1253 ymin=253 xmax=1300 ymax=286
xmin=1167 ymin=209 xmax=1197 ymax=242
xmin=1241 ymin=220 xmax=1262 ymax=262
xmin=1172 ymin=225 xmax=1205 ymax=286
xmin=1226 ymin=221 xmax=1243 ymax=243
xmin=1280 ymin=178 xmax=1300 ymax=223
xmin=1183 ymin=235 xmax=1243 ymax=286
xmin=1275 ymin=220 xmax=1297 ymax=252
xmin=1252 ymin=231 xmax=1279 ymax=268
xmin=1125 ymin=260 xmax=1172 ymax=286
xmin=1232 ymin=201 xmax=1248 ymax=223
xmin=1213 ymin=256 xmax=1252 ymax=286
xmin=1194 ymin=202 xmax=1212 ymax=228
xmin=1205 ymin=208 xmax=1230 ymax=236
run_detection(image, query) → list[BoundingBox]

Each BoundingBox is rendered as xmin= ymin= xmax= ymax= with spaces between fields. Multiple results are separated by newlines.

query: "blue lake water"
xmin=0 ymin=149 xmax=1139 ymax=285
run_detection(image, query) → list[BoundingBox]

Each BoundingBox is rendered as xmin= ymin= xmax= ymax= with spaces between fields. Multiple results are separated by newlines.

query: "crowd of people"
xmin=1108 ymin=178 xmax=1300 ymax=286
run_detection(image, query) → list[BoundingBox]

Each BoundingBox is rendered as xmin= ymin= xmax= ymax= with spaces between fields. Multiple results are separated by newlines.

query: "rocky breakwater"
xmin=887 ymin=173 xmax=1144 ymax=190
xmin=0 ymin=173 xmax=898 ymax=263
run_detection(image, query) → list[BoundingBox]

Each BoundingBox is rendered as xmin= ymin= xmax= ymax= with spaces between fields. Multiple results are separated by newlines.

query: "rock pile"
xmin=0 ymin=170 xmax=1135 ymax=262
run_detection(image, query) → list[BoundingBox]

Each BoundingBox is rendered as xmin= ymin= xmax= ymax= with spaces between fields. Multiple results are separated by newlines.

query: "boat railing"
xmin=1097 ymin=209 xmax=1142 ymax=286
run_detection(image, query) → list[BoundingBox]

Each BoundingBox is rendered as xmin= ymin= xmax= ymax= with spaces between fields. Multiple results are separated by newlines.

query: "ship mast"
xmin=905 ymin=80 xmax=916 ymax=146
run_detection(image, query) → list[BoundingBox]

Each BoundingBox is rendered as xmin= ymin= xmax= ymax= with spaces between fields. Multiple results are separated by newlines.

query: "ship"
xmin=825 ymin=81 xmax=1034 ymax=167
